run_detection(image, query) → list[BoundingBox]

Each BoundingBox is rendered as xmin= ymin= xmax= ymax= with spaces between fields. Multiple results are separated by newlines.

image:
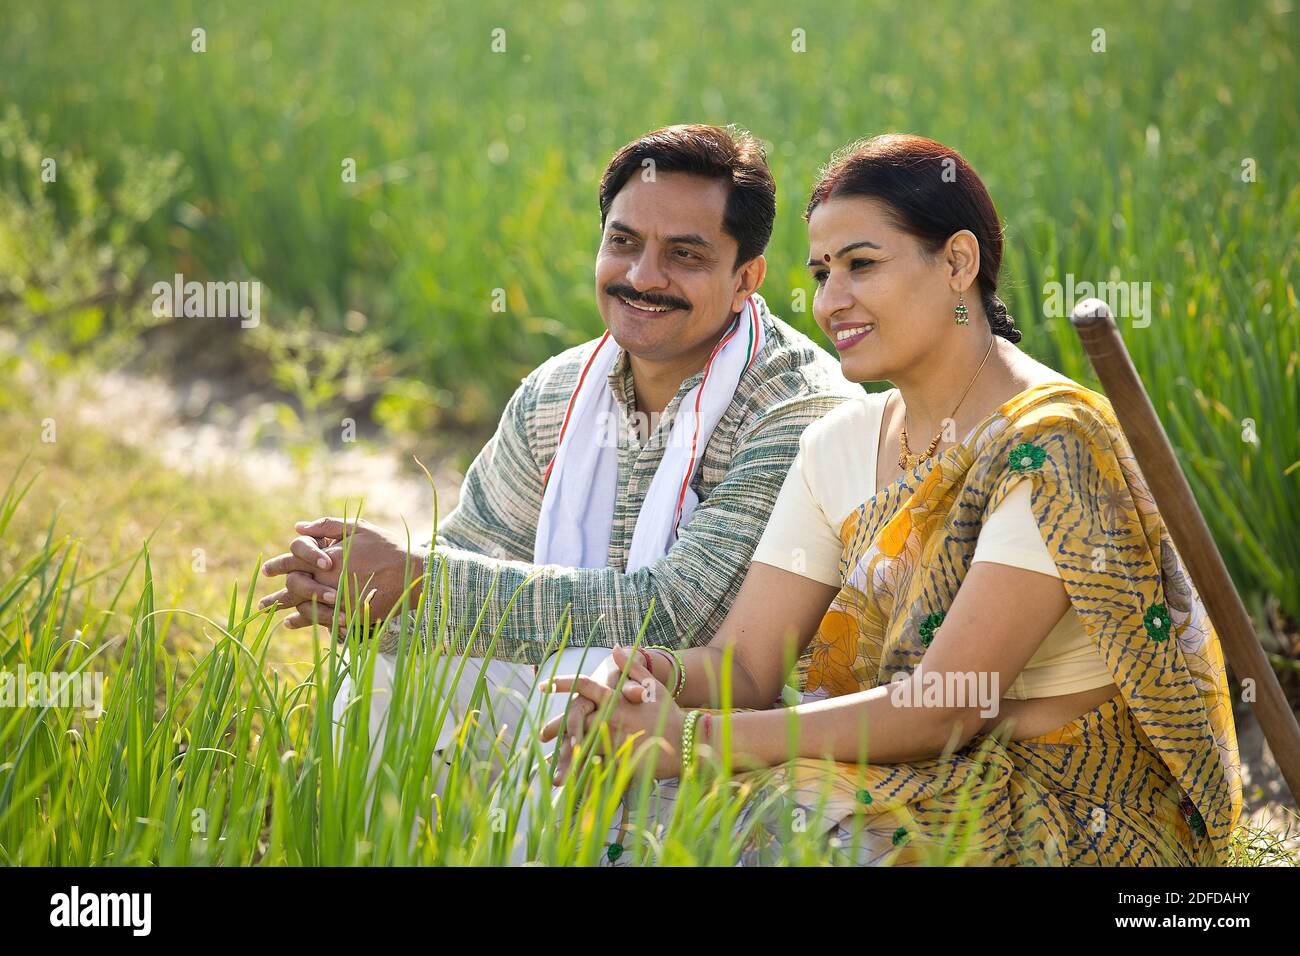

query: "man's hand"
xmin=258 ymin=517 xmax=428 ymax=630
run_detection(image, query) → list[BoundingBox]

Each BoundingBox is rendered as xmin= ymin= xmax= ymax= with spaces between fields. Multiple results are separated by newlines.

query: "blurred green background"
xmin=1 ymin=0 xmax=1297 ymax=660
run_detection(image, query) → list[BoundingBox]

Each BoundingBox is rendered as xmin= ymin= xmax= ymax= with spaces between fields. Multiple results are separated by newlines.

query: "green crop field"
xmin=0 ymin=0 xmax=1297 ymax=865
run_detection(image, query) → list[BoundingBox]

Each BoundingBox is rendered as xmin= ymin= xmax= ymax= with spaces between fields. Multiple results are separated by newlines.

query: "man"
xmin=258 ymin=125 xmax=861 ymax=822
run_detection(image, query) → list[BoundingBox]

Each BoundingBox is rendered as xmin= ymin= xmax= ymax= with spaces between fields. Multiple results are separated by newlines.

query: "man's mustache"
xmin=604 ymin=283 xmax=691 ymax=312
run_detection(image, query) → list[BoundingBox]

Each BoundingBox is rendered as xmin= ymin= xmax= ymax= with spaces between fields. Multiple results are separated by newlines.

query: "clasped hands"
xmin=539 ymin=645 xmax=686 ymax=784
xmin=257 ymin=517 xmax=426 ymax=634
xmin=261 ymin=523 xmax=688 ymax=780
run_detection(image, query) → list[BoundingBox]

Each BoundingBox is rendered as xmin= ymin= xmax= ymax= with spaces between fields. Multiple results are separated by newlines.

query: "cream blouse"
xmin=751 ymin=390 xmax=1115 ymax=700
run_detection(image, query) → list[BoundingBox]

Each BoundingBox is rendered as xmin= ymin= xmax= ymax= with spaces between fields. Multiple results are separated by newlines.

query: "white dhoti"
xmin=330 ymin=299 xmax=766 ymax=862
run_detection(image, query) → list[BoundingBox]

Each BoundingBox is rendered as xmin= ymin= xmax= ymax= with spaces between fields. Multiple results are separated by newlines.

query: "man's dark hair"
xmin=599 ymin=124 xmax=776 ymax=270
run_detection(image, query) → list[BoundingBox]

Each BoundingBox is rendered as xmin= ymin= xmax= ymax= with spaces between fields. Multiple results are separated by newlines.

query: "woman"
xmin=540 ymin=134 xmax=1242 ymax=866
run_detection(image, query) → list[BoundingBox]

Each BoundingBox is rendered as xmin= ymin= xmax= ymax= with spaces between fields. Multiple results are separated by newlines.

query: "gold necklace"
xmin=898 ymin=337 xmax=996 ymax=470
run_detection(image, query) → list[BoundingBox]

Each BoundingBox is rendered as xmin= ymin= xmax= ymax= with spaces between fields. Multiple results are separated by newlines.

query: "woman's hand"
xmin=539 ymin=645 xmax=684 ymax=782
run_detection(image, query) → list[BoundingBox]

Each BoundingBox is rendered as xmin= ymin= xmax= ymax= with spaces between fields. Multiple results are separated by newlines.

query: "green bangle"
xmin=680 ymin=709 xmax=703 ymax=775
xmin=647 ymin=645 xmax=686 ymax=698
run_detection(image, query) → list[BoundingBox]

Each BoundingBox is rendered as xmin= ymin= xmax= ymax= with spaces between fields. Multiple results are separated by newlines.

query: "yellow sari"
xmin=611 ymin=382 xmax=1242 ymax=865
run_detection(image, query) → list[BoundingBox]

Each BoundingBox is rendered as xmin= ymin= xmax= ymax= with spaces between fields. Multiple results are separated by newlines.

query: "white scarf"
xmin=533 ymin=294 xmax=764 ymax=571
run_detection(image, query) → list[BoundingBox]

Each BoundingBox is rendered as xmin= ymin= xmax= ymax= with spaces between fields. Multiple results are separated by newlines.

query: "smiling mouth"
xmin=831 ymin=325 xmax=874 ymax=351
xmin=615 ymin=293 xmax=680 ymax=314
xmin=835 ymin=325 xmax=872 ymax=341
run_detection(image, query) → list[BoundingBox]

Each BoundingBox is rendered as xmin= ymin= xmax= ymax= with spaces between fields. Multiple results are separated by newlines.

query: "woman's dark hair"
xmin=600 ymin=124 xmax=776 ymax=270
xmin=804 ymin=134 xmax=1020 ymax=343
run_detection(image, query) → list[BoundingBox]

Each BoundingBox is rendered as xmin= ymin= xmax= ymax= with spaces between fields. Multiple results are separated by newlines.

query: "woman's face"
xmin=806 ymin=195 xmax=956 ymax=384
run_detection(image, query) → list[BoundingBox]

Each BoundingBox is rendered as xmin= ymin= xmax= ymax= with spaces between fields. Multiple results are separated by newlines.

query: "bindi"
xmin=823 ymin=253 xmax=831 ymax=262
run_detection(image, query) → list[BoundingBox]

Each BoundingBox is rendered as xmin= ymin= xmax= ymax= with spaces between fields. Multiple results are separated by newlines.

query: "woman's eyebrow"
xmin=806 ymin=239 xmax=882 ymax=267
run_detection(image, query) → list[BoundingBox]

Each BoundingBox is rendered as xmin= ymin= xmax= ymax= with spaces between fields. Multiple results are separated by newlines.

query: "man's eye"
xmin=675 ymin=249 xmax=698 ymax=260
xmin=608 ymin=235 xmax=631 ymax=246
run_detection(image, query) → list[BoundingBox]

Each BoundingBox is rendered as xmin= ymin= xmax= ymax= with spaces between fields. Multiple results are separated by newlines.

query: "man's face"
xmin=595 ymin=171 xmax=750 ymax=364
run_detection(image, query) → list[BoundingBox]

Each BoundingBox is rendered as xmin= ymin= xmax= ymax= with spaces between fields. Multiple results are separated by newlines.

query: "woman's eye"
xmin=812 ymin=271 xmax=828 ymax=285
xmin=850 ymin=258 xmax=874 ymax=270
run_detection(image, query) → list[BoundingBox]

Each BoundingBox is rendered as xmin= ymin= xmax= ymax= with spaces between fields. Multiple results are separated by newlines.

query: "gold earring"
xmin=954 ymin=291 xmax=969 ymax=325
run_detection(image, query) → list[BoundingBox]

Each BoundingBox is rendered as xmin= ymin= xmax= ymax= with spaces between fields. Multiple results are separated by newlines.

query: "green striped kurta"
xmin=381 ymin=294 xmax=863 ymax=665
